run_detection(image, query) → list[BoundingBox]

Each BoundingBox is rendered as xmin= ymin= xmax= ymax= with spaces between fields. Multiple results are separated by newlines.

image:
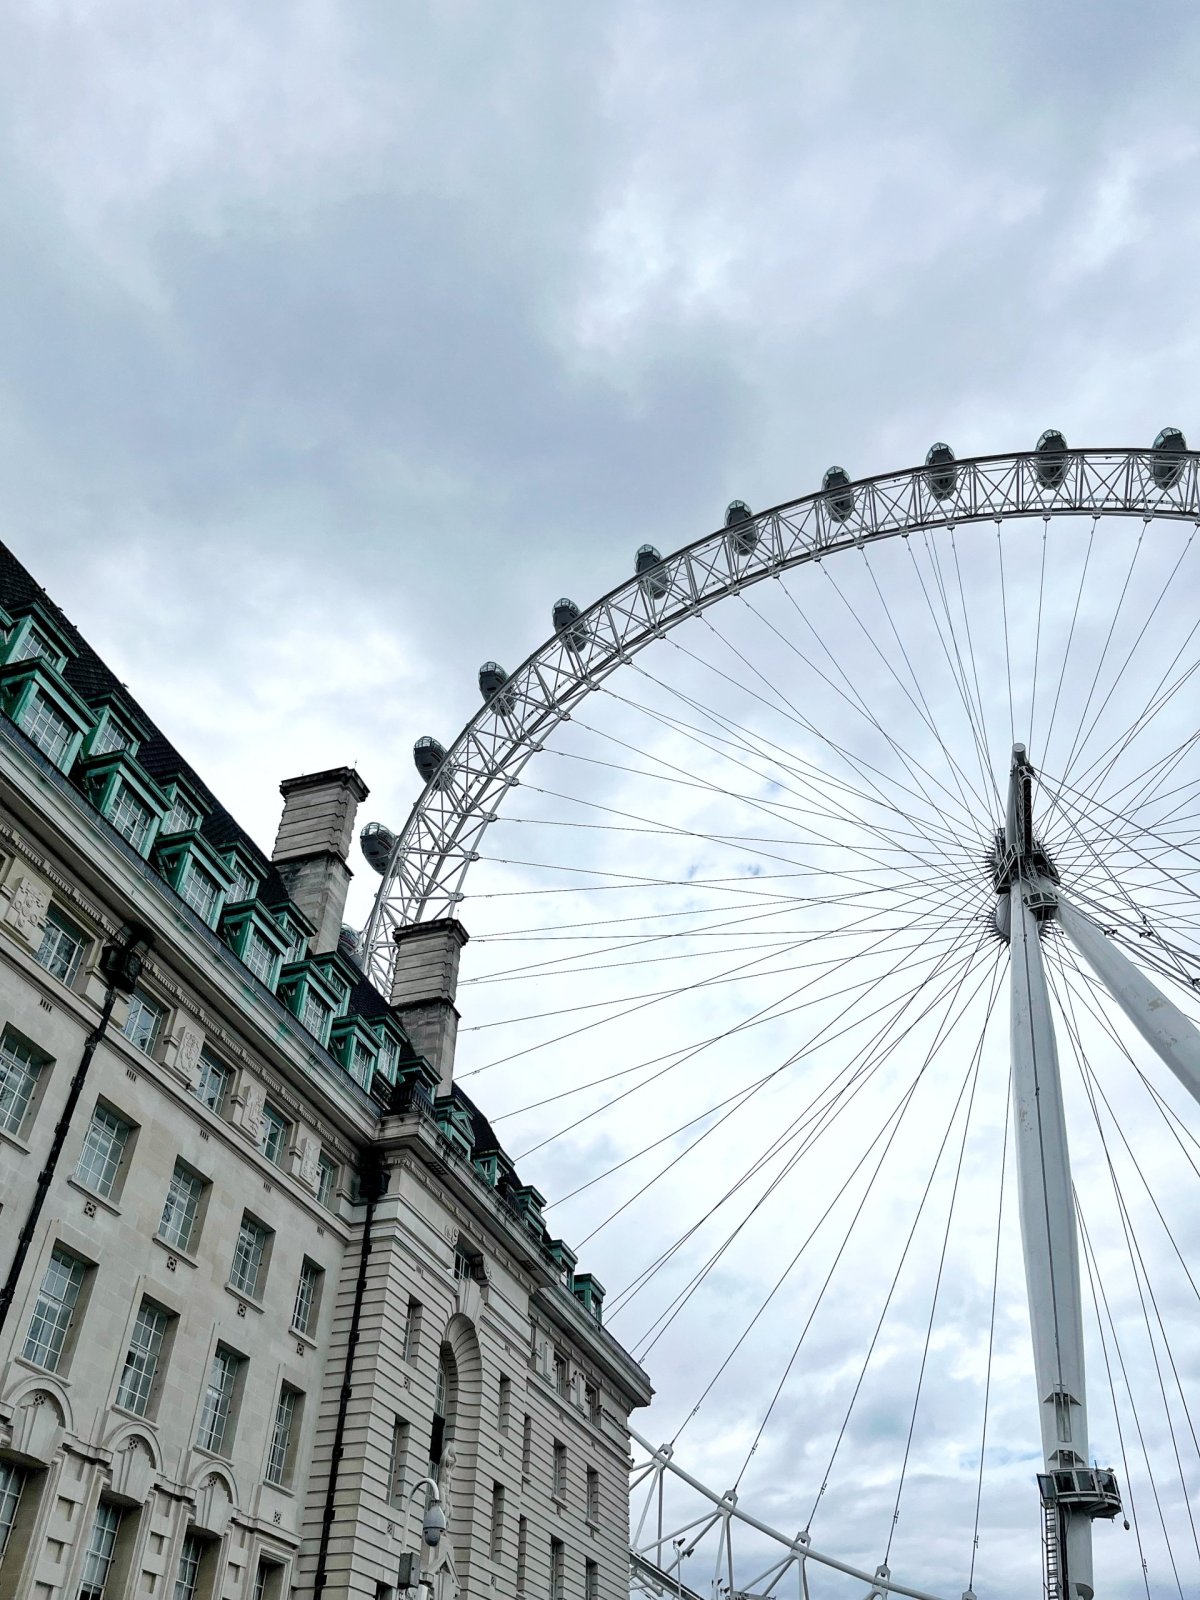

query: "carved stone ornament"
xmin=6 ymin=874 xmax=50 ymax=946
xmin=175 ymin=1026 xmax=204 ymax=1087
xmin=10 ymin=1390 xmax=65 ymax=1464
xmin=192 ymin=1473 xmax=233 ymax=1538
xmin=109 ymin=1436 xmax=155 ymax=1506
xmin=297 ymin=1136 xmax=320 ymax=1193
xmin=238 ymin=1082 xmax=266 ymax=1144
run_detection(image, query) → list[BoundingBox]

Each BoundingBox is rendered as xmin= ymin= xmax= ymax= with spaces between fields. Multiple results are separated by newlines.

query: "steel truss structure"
xmin=362 ymin=446 xmax=1200 ymax=973
xmin=363 ymin=441 xmax=1200 ymax=1600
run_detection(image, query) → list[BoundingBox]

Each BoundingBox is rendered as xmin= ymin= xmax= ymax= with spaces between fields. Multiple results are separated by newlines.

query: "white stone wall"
xmin=0 ymin=734 xmax=651 ymax=1600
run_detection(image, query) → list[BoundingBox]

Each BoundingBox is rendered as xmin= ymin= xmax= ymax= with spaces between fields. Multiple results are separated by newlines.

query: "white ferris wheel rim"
xmin=362 ymin=442 xmax=1199 ymax=980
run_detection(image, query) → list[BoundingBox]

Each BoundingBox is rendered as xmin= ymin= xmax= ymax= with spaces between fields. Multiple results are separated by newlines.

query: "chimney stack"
xmin=389 ymin=919 xmax=469 ymax=1092
xmin=271 ymin=767 xmax=369 ymax=953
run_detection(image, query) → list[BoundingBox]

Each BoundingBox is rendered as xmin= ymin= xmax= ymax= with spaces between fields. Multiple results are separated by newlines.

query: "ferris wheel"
xmin=360 ymin=436 xmax=1200 ymax=1600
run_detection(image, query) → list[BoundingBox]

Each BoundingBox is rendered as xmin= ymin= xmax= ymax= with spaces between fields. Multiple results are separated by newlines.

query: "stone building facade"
xmin=0 ymin=543 xmax=651 ymax=1600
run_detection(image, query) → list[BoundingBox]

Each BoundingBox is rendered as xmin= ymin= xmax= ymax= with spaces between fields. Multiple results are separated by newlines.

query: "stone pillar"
xmin=270 ymin=768 xmax=369 ymax=954
xmin=389 ymin=920 xmax=469 ymax=1091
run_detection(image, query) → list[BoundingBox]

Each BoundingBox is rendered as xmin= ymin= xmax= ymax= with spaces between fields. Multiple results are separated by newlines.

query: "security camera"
xmin=422 ymin=1502 xmax=447 ymax=1548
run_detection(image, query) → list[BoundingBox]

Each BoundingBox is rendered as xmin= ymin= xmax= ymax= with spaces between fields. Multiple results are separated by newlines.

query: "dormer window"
xmin=89 ymin=713 xmax=134 ymax=758
xmin=301 ymin=988 xmax=332 ymax=1043
xmin=78 ymin=754 xmax=168 ymax=861
xmin=20 ymin=691 xmax=76 ymax=765
xmin=222 ymin=845 xmax=262 ymax=907
xmin=180 ymin=858 xmax=222 ymax=923
xmin=0 ymin=655 xmax=92 ymax=776
xmin=109 ymin=785 xmax=155 ymax=853
xmin=221 ymin=903 xmax=290 ymax=991
xmin=10 ymin=622 xmax=65 ymax=670
xmin=164 ymin=793 xmax=201 ymax=835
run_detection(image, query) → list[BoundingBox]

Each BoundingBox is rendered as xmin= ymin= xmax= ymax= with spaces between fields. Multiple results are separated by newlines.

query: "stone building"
xmin=0 ymin=542 xmax=652 ymax=1600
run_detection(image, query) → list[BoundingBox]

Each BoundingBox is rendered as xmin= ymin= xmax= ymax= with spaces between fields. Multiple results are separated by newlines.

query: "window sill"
xmin=192 ymin=1443 xmax=234 ymax=1466
xmin=225 ymin=1284 xmax=264 ymax=1315
xmin=262 ymin=1479 xmax=295 ymax=1499
xmin=112 ymin=1402 xmax=159 ymax=1428
xmin=66 ymin=1175 xmax=122 ymax=1216
xmin=12 ymin=1352 xmax=69 ymax=1382
xmin=152 ymin=1234 xmax=198 ymax=1270
xmin=291 ymin=1325 xmax=318 ymax=1349
xmin=0 ymin=1124 xmax=32 ymax=1156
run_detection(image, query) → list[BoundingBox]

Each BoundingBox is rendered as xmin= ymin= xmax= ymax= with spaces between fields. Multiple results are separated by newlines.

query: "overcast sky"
xmin=4 ymin=4 xmax=1200 ymax=1597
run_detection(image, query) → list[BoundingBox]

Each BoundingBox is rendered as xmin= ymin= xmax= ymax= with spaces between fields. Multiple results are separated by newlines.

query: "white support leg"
xmin=1009 ymin=879 xmax=1094 ymax=1600
xmin=1055 ymin=891 xmax=1200 ymax=1109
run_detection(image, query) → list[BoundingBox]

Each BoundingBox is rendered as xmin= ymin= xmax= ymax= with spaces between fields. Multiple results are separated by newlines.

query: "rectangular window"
xmin=300 ymin=988 xmax=331 ymax=1043
xmin=122 ymin=990 xmax=164 ymax=1056
xmin=554 ymin=1350 xmax=570 ymax=1398
xmin=402 ymin=1297 xmax=422 ymax=1363
xmin=388 ymin=1417 xmax=410 ymax=1508
xmin=242 ymin=927 xmax=278 ymax=986
xmin=585 ymin=1559 xmax=599 ymax=1600
xmin=258 ymin=1102 xmax=288 ymax=1165
xmin=36 ymin=907 xmax=86 ymax=985
xmin=489 ymin=1482 xmax=504 ymax=1561
xmin=453 ymin=1244 xmax=474 ymax=1282
xmin=0 ymin=1029 xmax=43 ymax=1137
xmin=291 ymin=1260 xmax=322 ymax=1336
xmin=520 ymin=1413 xmax=532 ymax=1476
xmin=0 ymin=1459 xmax=25 ymax=1560
xmin=316 ymin=1152 xmax=337 ymax=1207
xmin=252 ymin=1560 xmax=284 ymax=1600
xmin=516 ymin=1518 xmax=527 ymax=1592
xmin=173 ymin=1533 xmax=204 ymax=1600
xmin=552 ymin=1441 xmax=567 ymax=1500
xmin=115 ymin=1300 xmax=169 ymax=1416
xmin=498 ymin=1373 xmax=512 ymax=1434
xmin=164 ymin=795 xmax=200 ymax=835
xmin=22 ymin=1245 xmax=86 ymax=1371
xmin=586 ymin=1466 xmax=600 ymax=1522
xmin=78 ymin=1502 xmax=122 ymax=1600
xmin=585 ymin=1381 xmax=601 ymax=1424
xmin=180 ymin=859 xmax=221 ymax=925
xmin=265 ymin=1385 xmax=300 ymax=1487
xmin=349 ymin=1036 xmax=375 ymax=1088
xmin=159 ymin=1160 xmax=205 ymax=1253
xmin=74 ymin=1103 xmax=133 ymax=1198
xmin=376 ymin=1034 xmax=398 ymax=1081
xmin=229 ymin=1215 xmax=271 ymax=1299
xmin=196 ymin=1346 xmax=240 ymax=1454
xmin=228 ymin=867 xmax=257 ymax=904
xmin=19 ymin=691 xmax=73 ymax=766
xmin=550 ymin=1537 xmax=565 ymax=1600
xmin=194 ymin=1050 xmax=230 ymax=1114
xmin=108 ymin=784 xmax=153 ymax=852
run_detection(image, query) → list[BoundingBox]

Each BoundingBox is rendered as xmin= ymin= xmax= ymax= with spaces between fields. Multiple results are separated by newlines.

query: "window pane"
xmin=115 ymin=1301 xmax=169 ymax=1416
xmin=13 ymin=625 xmax=59 ymax=666
xmin=74 ymin=1104 xmax=131 ymax=1199
xmin=173 ymin=1533 xmax=204 ymax=1600
xmin=0 ymin=1460 xmax=25 ymax=1560
xmin=109 ymin=785 xmax=153 ymax=852
xmin=259 ymin=1105 xmax=287 ymax=1165
xmin=122 ymin=991 xmax=164 ymax=1056
xmin=164 ymin=796 xmax=200 ymax=835
xmin=300 ymin=989 xmax=330 ymax=1042
xmin=79 ymin=1502 xmax=122 ymax=1599
xmin=316 ymin=1154 xmax=337 ymax=1207
xmin=22 ymin=1247 xmax=85 ymax=1371
xmin=195 ymin=1051 xmax=230 ymax=1114
xmin=196 ymin=1348 xmax=238 ymax=1454
xmin=159 ymin=1161 xmax=204 ymax=1252
xmin=243 ymin=928 xmax=277 ymax=986
xmin=229 ymin=1217 xmax=268 ymax=1298
xmin=92 ymin=716 xmax=131 ymax=757
xmin=35 ymin=908 xmax=85 ymax=984
xmin=0 ymin=1031 xmax=41 ymax=1136
xmin=19 ymin=691 xmax=72 ymax=765
xmin=292 ymin=1261 xmax=319 ymax=1335
xmin=180 ymin=860 xmax=220 ymax=923
xmin=265 ymin=1387 xmax=298 ymax=1486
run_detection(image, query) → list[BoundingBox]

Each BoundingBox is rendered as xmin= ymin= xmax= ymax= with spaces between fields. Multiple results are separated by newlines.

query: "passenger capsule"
xmin=553 ymin=598 xmax=589 ymax=654
xmin=636 ymin=543 xmax=669 ymax=599
xmin=478 ymin=661 xmax=516 ymax=713
xmin=1151 ymin=427 xmax=1187 ymax=491
xmin=1034 ymin=429 xmax=1069 ymax=490
xmin=822 ymin=466 xmax=854 ymax=523
xmin=925 ymin=442 xmax=957 ymax=502
xmin=413 ymin=736 xmax=447 ymax=783
xmin=360 ymin=820 xmax=397 ymax=875
xmin=338 ymin=924 xmax=361 ymax=960
xmin=725 ymin=500 xmax=758 ymax=557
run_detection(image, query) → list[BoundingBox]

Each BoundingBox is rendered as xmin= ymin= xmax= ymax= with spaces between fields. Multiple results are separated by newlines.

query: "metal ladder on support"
xmin=1042 ymin=1499 xmax=1063 ymax=1600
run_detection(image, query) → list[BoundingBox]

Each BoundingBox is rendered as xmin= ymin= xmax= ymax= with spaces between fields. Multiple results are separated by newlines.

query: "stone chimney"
xmin=271 ymin=767 xmax=369 ymax=954
xmin=389 ymin=919 xmax=469 ymax=1092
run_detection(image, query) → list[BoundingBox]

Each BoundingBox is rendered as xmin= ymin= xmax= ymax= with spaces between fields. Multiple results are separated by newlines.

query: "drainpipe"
xmin=313 ymin=1151 xmax=387 ymax=1600
xmin=0 ymin=922 xmax=152 ymax=1339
